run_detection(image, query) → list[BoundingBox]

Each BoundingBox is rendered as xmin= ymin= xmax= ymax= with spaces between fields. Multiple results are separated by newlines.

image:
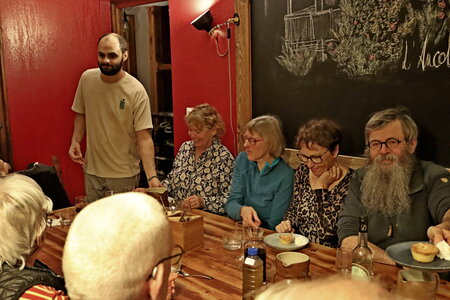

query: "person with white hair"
xmin=63 ymin=192 xmax=176 ymax=300
xmin=0 ymin=174 xmax=67 ymax=300
xmin=255 ymin=276 xmax=393 ymax=300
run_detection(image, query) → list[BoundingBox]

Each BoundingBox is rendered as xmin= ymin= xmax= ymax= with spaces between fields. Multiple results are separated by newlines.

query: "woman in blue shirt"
xmin=225 ymin=115 xmax=294 ymax=230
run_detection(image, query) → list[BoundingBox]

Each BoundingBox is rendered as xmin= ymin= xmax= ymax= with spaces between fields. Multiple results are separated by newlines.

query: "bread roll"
xmin=411 ymin=242 xmax=438 ymax=263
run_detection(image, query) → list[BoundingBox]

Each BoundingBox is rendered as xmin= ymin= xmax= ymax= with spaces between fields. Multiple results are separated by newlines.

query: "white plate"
xmin=263 ymin=233 xmax=309 ymax=251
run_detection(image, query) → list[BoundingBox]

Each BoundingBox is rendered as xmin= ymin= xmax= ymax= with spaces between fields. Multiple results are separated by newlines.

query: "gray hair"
xmin=245 ymin=115 xmax=285 ymax=157
xmin=365 ymin=106 xmax=418 ymax=144
xmin=0 ymin=174 xmax=52 ymax=269
xmin=63 ymin=192 xmax=172 ymax=300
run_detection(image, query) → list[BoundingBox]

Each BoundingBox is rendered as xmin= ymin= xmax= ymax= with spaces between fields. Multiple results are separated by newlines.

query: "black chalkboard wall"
xmin=252 ymin=0 xmax=450 ymax=166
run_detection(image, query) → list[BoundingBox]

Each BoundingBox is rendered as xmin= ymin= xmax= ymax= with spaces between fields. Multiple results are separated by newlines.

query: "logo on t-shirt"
xmin=120 ymin=99 xmax=125 ymax=109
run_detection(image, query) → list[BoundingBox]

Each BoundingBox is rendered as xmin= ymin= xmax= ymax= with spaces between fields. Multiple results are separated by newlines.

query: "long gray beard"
xmin=361 ymin=153 xmax=416 ymax=216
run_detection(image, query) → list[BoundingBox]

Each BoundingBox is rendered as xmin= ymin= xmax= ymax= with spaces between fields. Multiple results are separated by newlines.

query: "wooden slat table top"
xmin=38 ymin=208 xmax=450 ymax=299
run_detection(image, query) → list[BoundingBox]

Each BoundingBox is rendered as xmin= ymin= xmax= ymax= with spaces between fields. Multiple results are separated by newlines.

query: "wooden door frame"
xmin=111 ymin=0 xmax=253 ymax=151
xmin=0 ymin=20 xmax=13 ymax=164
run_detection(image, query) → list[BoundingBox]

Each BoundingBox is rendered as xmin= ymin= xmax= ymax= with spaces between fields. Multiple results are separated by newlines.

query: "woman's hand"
xmin=182 ymin=196 xmax=204 ymax=209
xmin=275 ymin=220 xmax=294 ymax=233
xmin=315 ymin=165 xmax=343 ymax=189
xmin=240 ymin=206 xmax=261 ymax=227
xmin=166 ymin=272 xmax=179 ymax=300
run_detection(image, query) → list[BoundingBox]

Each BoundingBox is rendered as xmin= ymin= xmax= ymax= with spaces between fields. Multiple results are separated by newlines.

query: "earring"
xmin=151 ymin=266 xmax=158 ymax=279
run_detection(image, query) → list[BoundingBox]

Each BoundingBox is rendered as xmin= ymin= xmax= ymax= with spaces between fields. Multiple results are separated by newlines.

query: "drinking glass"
xmin=223 ymin=228 xmax=243 ymax=250
xmin=236 ymin=221 xmax=250 ymax=261
xmin=335 ymin=247 xmax=353 ymax=275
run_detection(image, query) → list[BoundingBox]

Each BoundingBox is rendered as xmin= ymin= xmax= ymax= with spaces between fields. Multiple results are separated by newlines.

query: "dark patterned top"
xmin=162 ymin=139 xmax=234 ymax=215
xmin=284 ymin=164 xmax=354 ymax=248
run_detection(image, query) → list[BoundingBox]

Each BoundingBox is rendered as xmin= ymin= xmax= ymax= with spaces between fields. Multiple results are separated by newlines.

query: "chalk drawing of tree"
xmin=415 ymin=0 xmax=450 ymax=47
xmin=330 ymin=0 xmax=415 ymax=77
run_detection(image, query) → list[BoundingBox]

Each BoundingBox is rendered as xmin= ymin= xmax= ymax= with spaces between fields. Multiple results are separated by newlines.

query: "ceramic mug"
xmin=396 ymin=269 xmax=439 ymax=300
xmin=273 ymin=252 xmax=310 ymax=282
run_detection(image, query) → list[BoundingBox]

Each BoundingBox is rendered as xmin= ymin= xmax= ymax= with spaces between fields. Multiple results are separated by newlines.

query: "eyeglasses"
xmin=148 ymin=245 xmax=184 ymax=280
xmin=297 ymin=149 xmax=329 ymax=164
xmin=367 ymin=138 xmax=403 ymax=151
xmin=241 ymin=135 xmax=264 ymax=146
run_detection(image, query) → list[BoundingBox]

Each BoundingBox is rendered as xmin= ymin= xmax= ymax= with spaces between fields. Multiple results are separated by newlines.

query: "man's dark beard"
xmin=98 ymin=58 xmax=123 ymax=76
xmin=361 ymin=152 xmax=416 ymax=216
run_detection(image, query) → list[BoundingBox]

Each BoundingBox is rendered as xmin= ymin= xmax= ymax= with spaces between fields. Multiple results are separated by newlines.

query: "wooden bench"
xmin=282 ymin=148 xmax=450 ymax=172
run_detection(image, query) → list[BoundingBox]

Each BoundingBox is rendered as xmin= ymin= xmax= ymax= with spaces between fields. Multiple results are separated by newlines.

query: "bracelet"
xmin=147 ymin=175 xmax=158 ymax=182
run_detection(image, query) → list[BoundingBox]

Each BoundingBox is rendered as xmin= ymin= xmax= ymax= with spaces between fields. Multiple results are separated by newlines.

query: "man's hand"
xmin=428 ymin=226 xmax=450 ymax=244
xmin=68 ymin=141 xmax=85 ymax=165
xmin=148 ymin=177 xmax=162 ymax=188
xmin=0 ymin=160 xmax=11 ymax=176
xmin=240 ymin=206 xmax=261 ymax=227
xmin=182 ymin=195 xmax=204 ymax=209
xmin=275 ymin=220 xmax=294 ymax=233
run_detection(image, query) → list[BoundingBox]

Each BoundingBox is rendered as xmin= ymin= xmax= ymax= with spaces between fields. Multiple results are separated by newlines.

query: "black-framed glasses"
xmin=241 ymin=135 xmax=264 ymax=146
xmin=297 ymin=149 xmax=329 ymax=164
xmin=367 ymin=138 xmax=403 ymax=151
xmin=148 ymin=245 xmax=184 ymax=280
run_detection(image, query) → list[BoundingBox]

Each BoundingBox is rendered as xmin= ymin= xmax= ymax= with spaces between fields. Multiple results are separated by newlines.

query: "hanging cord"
xmin=225 ymin=23 xmax=237 ymax=154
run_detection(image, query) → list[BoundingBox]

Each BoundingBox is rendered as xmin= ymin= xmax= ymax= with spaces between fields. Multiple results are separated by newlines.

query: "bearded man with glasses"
xmin=338 ymin=107 xmax=450 ymax=264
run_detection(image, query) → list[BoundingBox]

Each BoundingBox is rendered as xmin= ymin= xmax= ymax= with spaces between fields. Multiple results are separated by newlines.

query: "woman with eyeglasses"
xmin=0 ymin=174 xmax=67 ymax=299
xmin=225 ymin=115 xmax=294 ymax=230
xmin=275 ymin=119 xmax=354 ymax=247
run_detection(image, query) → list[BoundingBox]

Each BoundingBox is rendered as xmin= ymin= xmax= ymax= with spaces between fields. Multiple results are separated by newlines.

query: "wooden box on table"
xmin=168 ymin=214 xmax=204 ymax=251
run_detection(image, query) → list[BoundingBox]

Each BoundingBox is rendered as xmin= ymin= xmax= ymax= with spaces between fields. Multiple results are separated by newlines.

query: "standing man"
xmin=338 ymin=107 xmax=450 ymax=263
xmin=69 ymin=33 xmax=160 ymax=202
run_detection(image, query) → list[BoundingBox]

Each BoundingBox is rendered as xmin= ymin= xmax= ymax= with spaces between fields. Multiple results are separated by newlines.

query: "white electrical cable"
xmin=226 ymin=24 xmax=237 ymax=154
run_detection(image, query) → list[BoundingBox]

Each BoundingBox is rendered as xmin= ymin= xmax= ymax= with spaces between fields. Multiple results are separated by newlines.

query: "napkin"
xmin=436 ymin=240 xmax=450 ymax=260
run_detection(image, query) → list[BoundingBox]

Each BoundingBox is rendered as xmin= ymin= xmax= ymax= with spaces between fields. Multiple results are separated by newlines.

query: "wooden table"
xmin=38 ymin=209 xmax=450 ymax=299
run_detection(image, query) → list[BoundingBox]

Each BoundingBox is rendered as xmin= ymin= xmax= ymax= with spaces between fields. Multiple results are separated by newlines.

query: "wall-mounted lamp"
xmin=191 ymin=9 xmax=214 ymax=33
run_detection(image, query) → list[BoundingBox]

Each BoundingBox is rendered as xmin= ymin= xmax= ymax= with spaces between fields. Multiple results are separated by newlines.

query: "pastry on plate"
xmin=279 ymin=233 xmax=294 ymax=245
xmin=410 ymin=242 xmax=439 ymax=263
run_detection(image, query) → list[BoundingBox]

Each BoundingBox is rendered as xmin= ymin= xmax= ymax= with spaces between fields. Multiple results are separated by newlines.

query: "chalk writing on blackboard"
xmin=276 ymin=0 xmax=450 ymax=77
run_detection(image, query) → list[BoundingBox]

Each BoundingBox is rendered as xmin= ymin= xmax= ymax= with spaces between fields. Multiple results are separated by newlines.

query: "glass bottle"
xmin=243 ymin=247 xmax=263 ymax=300
xmin=352 ymin=216 xmax=373 ymax=280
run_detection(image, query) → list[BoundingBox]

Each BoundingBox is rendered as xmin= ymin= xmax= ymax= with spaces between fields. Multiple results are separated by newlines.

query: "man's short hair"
xmin=97 ymin=33 xmax=128 ymax=53
xmin=365 ymin=106 xmax=418 ymax=144
xmin=63 ymin=193 xmax=172 ymax=300
xmin=244 ymin=115 xmax=285 ymax=157
xmin=0 ymin=174 xmax=52 ymax=269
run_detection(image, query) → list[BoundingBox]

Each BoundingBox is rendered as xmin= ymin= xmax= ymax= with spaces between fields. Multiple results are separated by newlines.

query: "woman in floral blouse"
xmin=275 ymin=119 xmax=354 ymax=247
xmin=162 ymin=104 xmax=234 ymax=215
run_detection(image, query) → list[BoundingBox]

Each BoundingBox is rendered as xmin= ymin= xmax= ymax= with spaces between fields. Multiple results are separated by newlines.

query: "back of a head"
xmin=0 ymin=174 xmax=52 ymax=269
xmin=63 ymin=192 xmax=172 ymax=300
xmin=256 ymin=276 xmax=393 ymax=300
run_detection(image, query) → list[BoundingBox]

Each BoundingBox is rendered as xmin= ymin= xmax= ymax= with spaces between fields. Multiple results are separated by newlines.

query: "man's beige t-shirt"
xmin=72 ymin=68 xmax=152 ymax=178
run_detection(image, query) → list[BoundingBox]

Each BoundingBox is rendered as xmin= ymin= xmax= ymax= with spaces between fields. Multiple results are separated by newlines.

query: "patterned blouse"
xmin=162 ymin=138 xmax=234 ymax=215
xmin=284 ymin=164 xmax=354 ymax=247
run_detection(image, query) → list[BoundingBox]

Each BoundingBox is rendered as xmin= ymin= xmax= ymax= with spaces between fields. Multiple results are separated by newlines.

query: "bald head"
xmin=97 ymin=33 xmax=128 ymax=53
xmin=63 ymin=192 xmax=172 ymax=300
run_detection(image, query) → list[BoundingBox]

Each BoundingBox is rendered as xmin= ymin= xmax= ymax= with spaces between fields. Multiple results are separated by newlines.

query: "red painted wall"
xmin=1 ymin=0 xmax=111 ymax=202
xmin=2 ymin=0 xmax=237 ymax=202
xmin=169 ymin=0 xmax=237 ymax=155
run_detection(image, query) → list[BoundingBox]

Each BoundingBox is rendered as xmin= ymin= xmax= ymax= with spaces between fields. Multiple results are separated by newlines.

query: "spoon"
xmin=177 ymin=269 xmax=214 ymax=280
